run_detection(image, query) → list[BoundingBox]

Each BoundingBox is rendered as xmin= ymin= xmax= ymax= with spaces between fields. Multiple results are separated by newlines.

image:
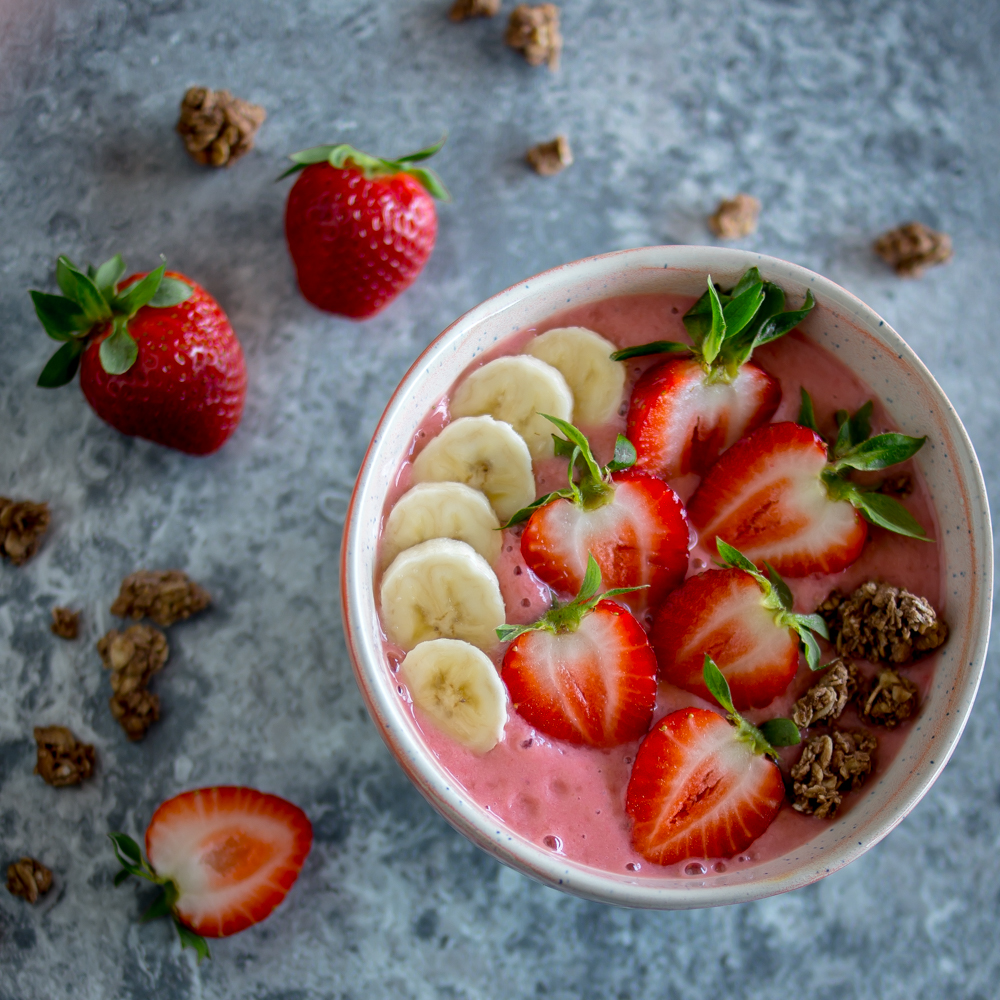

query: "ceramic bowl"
xmin=340 ymin=246 xmax=992 ymax=909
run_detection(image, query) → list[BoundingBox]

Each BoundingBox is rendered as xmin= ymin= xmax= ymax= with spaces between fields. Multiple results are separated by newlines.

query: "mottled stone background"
xmin=1 ymin=1 xmax=998 ymax=997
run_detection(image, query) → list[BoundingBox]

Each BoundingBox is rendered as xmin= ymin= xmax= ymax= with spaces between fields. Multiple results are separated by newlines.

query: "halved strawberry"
xmin=616 ymin=267 xmax=815 ymax=479
xmin=626 ymin=656 xmax=797 ymax=866
xmin=652 ymin=540 xmax=827 ymax=709
xmin=688 ymin=406 xmax=928 ymax=576
xmin=513 ymin=417 xmax=689 ymax=613
xmin=110 ymin=786 xmax=312 ymax=958
xmin=500 ymin=555 xmax=657 ymax=747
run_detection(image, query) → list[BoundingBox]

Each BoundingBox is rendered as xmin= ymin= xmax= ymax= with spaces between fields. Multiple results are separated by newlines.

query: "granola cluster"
xmin=708 ymin=193 xmax=760 ymax=240
xmin=111 ymin=570 xmax=211 ymax=627
xmin=176 ymin=86 xmax=266 ymax=168
xmin=874 ymin=221 xmax=952 ymax=278
xmin=449 ymin=0 xmax=501 ymax=19
xmin=860 ymin=667 xmax=919 ymax=729
xmin=0 ymin=498 xmax=50 ymax=565
xmin=33 ymin=726 xmax=95 ymax=787
xmin=821 ymin=581 xmax=948 ymax=664
xmin=97 ymin=624 xmax=169 ymax=741
xmin=505 ymin=4 xmax=562 ymax=69
xmin=790 ymin=730 xmax=877 ymax=819
xmin=50 ymin=607 xmax=80 ymax=640
xmin=6 ymin=857 xmax=52 ymax=903
xmin=791 ymin=658 xmax=858 ymax=729
xmin=526 ymin=134 xmax=573 ymax=176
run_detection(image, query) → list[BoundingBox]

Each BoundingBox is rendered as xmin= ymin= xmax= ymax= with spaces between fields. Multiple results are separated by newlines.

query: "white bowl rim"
xmin=341 ymin=245 xmax=993 ymax=909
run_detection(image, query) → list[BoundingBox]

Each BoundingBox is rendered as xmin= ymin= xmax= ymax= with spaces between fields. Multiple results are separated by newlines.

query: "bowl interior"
xmin=341 ymin=246 xmax=992 ymax=909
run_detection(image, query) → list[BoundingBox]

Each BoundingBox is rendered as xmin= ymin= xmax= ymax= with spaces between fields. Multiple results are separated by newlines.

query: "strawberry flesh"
xmin=626 ymin=707 xmax=785 ymax=865
xmin=627 ymin=357 xmax=780 ymax=479
xmin=502 ymin=599 xmax=657 ymax=747
xmin=688 ymin=421 xmax=868 ymax=576
xmin=285 ymin=163 xmax=437 ymax=319
xmin=520 ymin=470 xmax=690 ymax=613
xmin=145 ymin=786 xmax=312 ymax=938
xmin=652 ymin=568 xmax=799 ymax=709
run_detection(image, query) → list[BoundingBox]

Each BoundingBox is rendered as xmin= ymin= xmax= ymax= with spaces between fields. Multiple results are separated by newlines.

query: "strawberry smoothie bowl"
xmin=341 ymin=246 xmax=992 ymax=909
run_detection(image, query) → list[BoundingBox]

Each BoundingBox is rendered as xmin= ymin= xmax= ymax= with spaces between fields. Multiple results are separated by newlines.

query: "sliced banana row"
xmin=399 ymin=638 xmax=507 ymax=754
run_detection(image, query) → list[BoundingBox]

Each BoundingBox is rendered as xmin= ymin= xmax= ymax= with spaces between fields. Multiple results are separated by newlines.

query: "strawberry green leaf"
xmin=758 ymin=718 xmax=800 ymax=747
xmin=833 ymin=411 xmax=853 ymax=459
xmin=834 ymin=433 xmax=926 ymax=472
xmin=113 ymin=264 xmax=165 ymax=316
xmin=140 ymin=882 xmax=178 ymax=923
xmin=576 ymin=554 xmax=602 ymax=603
xmin=682 ymin=290 xmax=713 ymax=349
xmin=502 ymin=489 xmax=573 ymax=528
xmin=753 ymin=290 xmax=815 ymax=347
xmin=174 ymin=917 xmax=211 ymax=962
xmin=93 ymin=255 xmax=126 ymax=295
xmin=847 ymin=400 xmax=873 ymax=446
xmin=56 ymin=256 xmax=112 ymax=323
xmin=764 ymin=562 xmax=793 ymax=611
xmin=850 ymin=490 xmax=930 ymax=540
xmin=797 ymin=387 xmax=819 ymax=433
xmin=99 ymin=321 xmax=139 ymax=375
xmin=113 ymin=868 xmax=133 ymax=887
xmin=721 ymin=280 xmax=764 ymax=340
xmin=605 ymin=434 xmax=636 ymax=473
xmin=402 ymin=166 xmax=451 ymax=202
xmin=552 ymin=435 xmax=577 ymax=460
xmin=701 ymin=277 xmax=727 ymax=366
xmin=149 ymin=276 xmax=193 ymax=308
xmin=108 ymin=832 xmax=143 ymax=864
xmin=496 ymin=621 xmax=537 ymax=642
xmin=37 ymin=339 xmax=84 ymax=388
xmin=796 ymin=612 xmax=829 ymax=640
xmin=703 ymin=655 xmax=737 ymax=716
xmin=716 ymin=538 xmax=764 ymax=580
xmin=796 ymin=624 xmax=822 ymax=670
xmin=541 ymin=414 xmax=602 ymax=482
xmin=609 ymin=340 xmax=689 ymax=362
xmin=395 ymin=135 xmax=447 ymax=164
xmin=729 ymin=266 xmax=763 ymax=299
xmin=30 ymin=291 xmax=88 ymax=341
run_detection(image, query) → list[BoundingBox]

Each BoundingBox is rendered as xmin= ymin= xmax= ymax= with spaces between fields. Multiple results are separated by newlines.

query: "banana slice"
xmin=399 ymin=638 xmax=507 ymax=754
xmin=411 ymin=415 xmax=535 ymax=523
xmin=525 ymin=326 xmax=626 ymax=426
xmin=380 ymin=537 xmax=506 ymax=652
xmin=382 ymin=482 xmax=502 ymax=568
xmin=450 ymin=356 xmax=573 ymax=461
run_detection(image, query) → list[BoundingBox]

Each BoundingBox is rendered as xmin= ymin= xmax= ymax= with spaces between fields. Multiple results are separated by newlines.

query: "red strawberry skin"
xmin=502 ymin=599 xmax=658 ymax=747
xmin=627 ymin=358 xmax=780 ymax=480
xmin=79 ymin=273 xmax=246 ymax=455
xmin=688 ymin=421 xmax=868 ymax=576
xmin=145 ymin=786 xmax=312 ymax=939
xmin=284 ymin=162 xmax=437 ymax=319
xmin=520 ymin=471 xmax=690 ymax=613
xmin=652 ymin=568 xmax=798 ymax=709
xmin=626 ymin=707 xmax=785 ymax=865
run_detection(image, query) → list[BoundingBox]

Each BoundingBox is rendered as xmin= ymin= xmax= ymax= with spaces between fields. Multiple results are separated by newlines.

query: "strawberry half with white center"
xmin=619 ymin=267 xmax=815 ymax=479
xmin=653 ymin=539 xmax=827 ymax=709
xmin=110 ymin=786 xmax=313 ymax=959
xmin=31 ymin=254 xmax=246 ymax=455
xmin=282 ymin=138 xmax=448 ymax=319
xmin=688 ymin=395 xmax=929 ymax=577
xmin=626 ymin=655 xmax=799 ymax=866
xmin=500 ymin=555 xmax=657 ymax=747
xmin=513 ymin=416 xmax=690 ymax=613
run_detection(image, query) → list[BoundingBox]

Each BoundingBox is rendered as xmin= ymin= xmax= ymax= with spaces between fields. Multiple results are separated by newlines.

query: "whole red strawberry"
xmin=31 ymin=255 xmax=246 ymax=455
xmin=282 ymin=138 xmax=449 ymax=319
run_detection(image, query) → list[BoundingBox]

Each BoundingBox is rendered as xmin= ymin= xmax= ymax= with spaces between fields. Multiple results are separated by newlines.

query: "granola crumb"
xmin=879 ymin=472 xmax=913 ymax=498
xmin=176 ymin=87 xmax=266 ymax=168
xmin=861 ymin=667 xmax=919 ymax=729
xmin=505 ymin=4 xmax=562 ymax=69
xmin=790 ymin=729 xmax=877 ymax=819
xmin=791 ymin=658 xmax=858 ymax=729
xmin=526 ymin=134 xmax=573 ymax=176
xmin=449 ymin=0 xmax=501 ymax=20
xmin=33 ymin=726 xmax=95 ymax=787
xmin=50 ymin=607 xmax=80 ymax=640
xmin=0 ymin=498 xmax=50 ymax=566
xmin=6 ymin=858 xmax=53 ymax=903
xmin=821 ymin=581 xmax=948 ymax=664
xmin=97 ymin=624 xmax=169 ymax=741
xmin=708 ymin=193 xmax=760 ymax=240
xmin=110 ymin=570 xmax=211 ymax=627
xmin=874 ymin=221 xmax=952 ymax=278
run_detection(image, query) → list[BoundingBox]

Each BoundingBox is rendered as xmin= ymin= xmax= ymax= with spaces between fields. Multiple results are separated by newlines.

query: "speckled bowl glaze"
xmin=341 ymin=246 xmax=992 ymax=909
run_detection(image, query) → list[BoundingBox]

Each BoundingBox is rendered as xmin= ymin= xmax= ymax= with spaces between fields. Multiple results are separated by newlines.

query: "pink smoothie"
xmin=377 ymin=293 xmax=944 ymax=880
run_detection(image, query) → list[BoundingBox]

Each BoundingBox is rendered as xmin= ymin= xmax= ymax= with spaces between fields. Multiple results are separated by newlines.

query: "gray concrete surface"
xmin=1 ymin=1 xmax=998 ymax=997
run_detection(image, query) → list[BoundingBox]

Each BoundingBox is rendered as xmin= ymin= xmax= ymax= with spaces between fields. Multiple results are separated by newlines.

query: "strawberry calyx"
xmin=798 ymin=390 xmax=930 ymax=541
xmin=504 ymin=415 xmax=636 ymax=527
xmin=702 ymin=654 xmax=800 ymax=760
xmin=108 ymin=832 xmax=210 ymax=962
xmin=496 ymin=553 xmax=645 ymax=643
xmin=611 ymin=267 xmax=815 ymax=384
xmin=715 ymin=539 xmax=829 ymax=670
xmin=279 ymin=135 xmax=451 ymax=200
xmin=31 ymin=255 xmax=193 ymax=387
